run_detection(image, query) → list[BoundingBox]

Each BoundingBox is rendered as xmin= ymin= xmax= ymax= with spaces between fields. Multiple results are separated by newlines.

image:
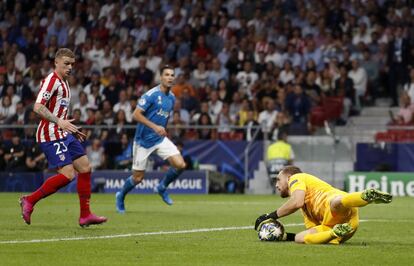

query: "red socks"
xmin=26 ymin=172 xmax=92 ymax=218
xmin=26 ymin=173 xmax=70 ymax=204
xmin=77 ymin=172 xmax=91 ymax=218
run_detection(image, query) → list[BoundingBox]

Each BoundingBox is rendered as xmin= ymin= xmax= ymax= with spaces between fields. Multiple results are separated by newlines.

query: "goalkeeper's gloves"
xmin=254 ymin=211 xmax=279 ymax=231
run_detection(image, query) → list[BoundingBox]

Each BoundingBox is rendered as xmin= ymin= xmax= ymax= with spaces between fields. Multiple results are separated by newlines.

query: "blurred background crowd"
xmin=0 ymin=0 xmax=413 ymax=171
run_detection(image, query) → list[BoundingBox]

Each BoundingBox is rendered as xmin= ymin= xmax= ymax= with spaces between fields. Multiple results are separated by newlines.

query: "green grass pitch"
xmin=0 ymin=193 xmax=413 ymax=265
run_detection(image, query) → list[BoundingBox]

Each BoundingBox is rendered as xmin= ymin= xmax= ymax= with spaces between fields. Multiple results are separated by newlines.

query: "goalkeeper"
xmin=255 ymin=166 xmax=392 ymax=244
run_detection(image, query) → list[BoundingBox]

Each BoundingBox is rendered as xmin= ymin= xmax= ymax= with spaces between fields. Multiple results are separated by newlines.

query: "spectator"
xmin=236 ymin=61 xmax=259 ymax=99
xmin=207 ymin=58 xmax=228 ymax=88
xmin=267 ymin=126 xmax=294 ymax=180
xmin=101 ymin=100 xmax=115 ymax=125
xmin=110 ymin=109 xmax=133 ymax=140
xmin=244 ymin=109 xmax=262 ymax=141
xmin=191 ymin=61 xmax=210 ymax=89
xmin=165 ymin=35 xmax=191 ymax=63
xmin=258 ymin=99 xmax=278 ymax=133
xmin=145 ymin=46 xmax=161 ymax=75
xmin=113 ymin=90 xmax=132 ymax=123
xmin=0 ymin=74 xmax=7 ymax=97
xmin=169 ymin=111 xmax=186 ymax=141
xmin=86 ymin=138 xmax=106 ymax=171
xmin=302 ymin=70 xmax=322 ymax=107
xmin=217 ymin=79 xmax=232 ymax=103
xmin=216 ymin=103 xmax=235 ymax=134
xmin=180 ymin=87 xmax=199 ymax=115
xmin=114 ymin=133 xmax=133 ymax=170
xmin=229 ymin=91 xmax=242 ymax=122
xmin=197 ymin=113 xmax=215 ymax=140
xmin=303 ymin=38 xmax=323 ymax=71
xmin=11 ymin=43 xmax=26 ymax=73
xmin=136 ymin=57 xmax=154 ymax=86
xmin=194 ymin=35 xmax=212 ymax=61
xmin=279 ymin=60 xmax=295 ymax=85
xmin=4 ymin=135 xmax=26 ymax=171
xmin=68 ymin=16 xmax=87 ymax=46
xmin=89 ymin=110 xmax=109 ymax=141
xmin=208 ymin=90 xmax=223 ymax=123
xmin=392 ymin=92 xmax=414 ymax=125
xmin=348 ymin=59 xmax=368 ymax=110
xmin=14 ymin=72 xmax=32 ymax=104
xmin=9 ymin=101 xmax=25 ymax=125
xmin=0 ymin=95 xmax=16 ymax=124
xmin=265 ymin=42 xmax=284 ymax=68
xmin=205 ymin=25 xmax=223 ymax=56
xmin=403 ymin=68 xmax=414 ymax=105
xmin=173 ymin=98 xmax=190 ymax=125
xmin=97 ymin=45 xmax=114 ymax=73
xmin=120 ymin=45 xmax=138 ymax=73
xmin=72 ymin=91 xmax=91 ymax=122
xmin=285 ymin=84 xmax=311 ymax=134
xmin=172 ymin=73 xmax=196 ymax=99
xmin=25 ymin=144 xmax=46 ymax=172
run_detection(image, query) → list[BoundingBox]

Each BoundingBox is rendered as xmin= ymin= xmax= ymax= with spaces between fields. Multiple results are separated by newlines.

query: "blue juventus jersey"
xmin=134 ymin=85 xmax=175 ymax=148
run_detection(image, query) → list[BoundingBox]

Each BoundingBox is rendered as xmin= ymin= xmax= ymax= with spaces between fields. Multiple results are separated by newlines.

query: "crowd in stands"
xmin=0 ymin=0 xmax=414 ymax=171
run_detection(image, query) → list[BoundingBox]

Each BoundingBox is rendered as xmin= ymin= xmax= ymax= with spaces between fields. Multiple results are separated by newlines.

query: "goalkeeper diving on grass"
xmin=254 ymin=166 xmax=393 ymax=244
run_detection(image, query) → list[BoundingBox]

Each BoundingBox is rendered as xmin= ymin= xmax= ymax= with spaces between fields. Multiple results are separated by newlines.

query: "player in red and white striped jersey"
xmin=35 ymin=70 xmax=71 ymax=142
xmin=19 ymin=48 xmax=107 ymax=227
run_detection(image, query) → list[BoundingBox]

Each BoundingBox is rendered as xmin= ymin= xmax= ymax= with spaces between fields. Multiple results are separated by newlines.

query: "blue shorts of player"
xmin=39 ymin=134 xmax=86 ymax=169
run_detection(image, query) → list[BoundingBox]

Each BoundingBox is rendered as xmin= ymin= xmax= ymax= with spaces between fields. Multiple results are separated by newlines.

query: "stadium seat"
xmin=310 ymin=107 xmax=326 ymax=127
xmin=322 ymin=97 xmax=343 ymax=121
xmin=185 ymin=130 xmax=198 ymax=140
xmin=231 ymin=132 xmax=244 ymax=140
xmin=218 ymin=132 xmax=231 ymax=140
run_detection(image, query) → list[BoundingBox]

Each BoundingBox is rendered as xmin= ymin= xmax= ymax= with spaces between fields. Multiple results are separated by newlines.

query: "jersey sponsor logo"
xmin=289 ymin=179 xmax=298 ymax=188
xmin=42 ymin=91 xmax=52 ymax=100
xmin=156 ymin=108 xmax=170 ymax=118
xmin=138 ymin=98 xmax=146 ymax=106
xmin=60 ymin=98 xmax=69 ymax=107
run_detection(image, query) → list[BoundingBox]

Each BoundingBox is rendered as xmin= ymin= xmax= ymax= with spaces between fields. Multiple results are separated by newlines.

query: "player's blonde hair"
xmin=280 ymin=166 xmax=302 ymax=177
xmin=55 ymin=48 xmax=75 ymax=59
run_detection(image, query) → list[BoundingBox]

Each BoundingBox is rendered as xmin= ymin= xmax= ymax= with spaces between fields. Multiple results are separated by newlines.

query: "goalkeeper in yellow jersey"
xmin=254 ymin=166 xmax=392 ymax=244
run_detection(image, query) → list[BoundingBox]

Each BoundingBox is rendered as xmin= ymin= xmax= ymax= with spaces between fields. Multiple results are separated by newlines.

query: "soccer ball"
xmin=258 ymin=220 xmax=285 ymax=241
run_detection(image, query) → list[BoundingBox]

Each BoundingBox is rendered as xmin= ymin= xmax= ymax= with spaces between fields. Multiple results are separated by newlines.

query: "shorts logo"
xmin=138 ymin=98 xmax=146 ymax=106
xmin=42 ymin=91 xmax=52 ymax=100
xmin=289 ymin=179 xmax=298 ymax=188
xmin=59 ymin=154 xmax=65 ymax=161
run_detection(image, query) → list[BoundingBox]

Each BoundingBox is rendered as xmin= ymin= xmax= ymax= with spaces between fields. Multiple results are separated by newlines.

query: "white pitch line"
xmin=0 ymin=223 xmax=304 ymax=245
xmin=0 ymin=219 xmax=411 ymax=245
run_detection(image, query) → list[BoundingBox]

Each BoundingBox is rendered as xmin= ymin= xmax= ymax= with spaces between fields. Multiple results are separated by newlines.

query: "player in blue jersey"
xmin=115 ymin=65 xmax=186 ymax=212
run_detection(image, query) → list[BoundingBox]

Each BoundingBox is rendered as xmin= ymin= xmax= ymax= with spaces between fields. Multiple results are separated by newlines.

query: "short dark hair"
xmin=277 ymin=126 xmax=289 ymax=140
xmin=280 ymin=166 xmax=302 ymax=177
xmin=160 ymin=65 xmax=174 ymax=75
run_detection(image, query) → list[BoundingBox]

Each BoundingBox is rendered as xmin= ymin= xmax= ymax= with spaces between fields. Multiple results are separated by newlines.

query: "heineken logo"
xmin=346 ymin=173 xmax=414 ymax=197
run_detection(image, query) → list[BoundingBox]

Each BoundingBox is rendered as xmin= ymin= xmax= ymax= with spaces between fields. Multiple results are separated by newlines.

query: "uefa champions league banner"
xmin=345 ymin=172 xmax=414 ymax=197
xmin=89 ymin=170 xmax=209 ymax=194
xmin=0 ymin=170 xmax=208 ymax=194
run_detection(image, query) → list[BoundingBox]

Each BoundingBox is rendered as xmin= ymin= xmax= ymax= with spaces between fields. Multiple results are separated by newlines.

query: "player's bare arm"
xmin=133 ymin=108 xmax=167 ymax=136
xmin=34 ymin=103 xmax=86 ymax=140
xmin=275 ymin=189 xmax=305 ymax=218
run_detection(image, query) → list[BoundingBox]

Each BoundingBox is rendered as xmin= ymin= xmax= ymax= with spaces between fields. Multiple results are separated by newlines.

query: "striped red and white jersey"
xmin=35 ymin=71 xmax=71 ymax=143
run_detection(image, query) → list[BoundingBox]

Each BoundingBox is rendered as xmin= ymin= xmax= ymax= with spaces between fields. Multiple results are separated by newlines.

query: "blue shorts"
xmin=39 ymin=134 xmax=86 ymax=169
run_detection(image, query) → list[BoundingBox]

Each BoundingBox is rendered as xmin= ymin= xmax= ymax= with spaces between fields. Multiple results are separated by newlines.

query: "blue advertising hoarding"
xmin=0 ymin=170 xmax=208 ymax=194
